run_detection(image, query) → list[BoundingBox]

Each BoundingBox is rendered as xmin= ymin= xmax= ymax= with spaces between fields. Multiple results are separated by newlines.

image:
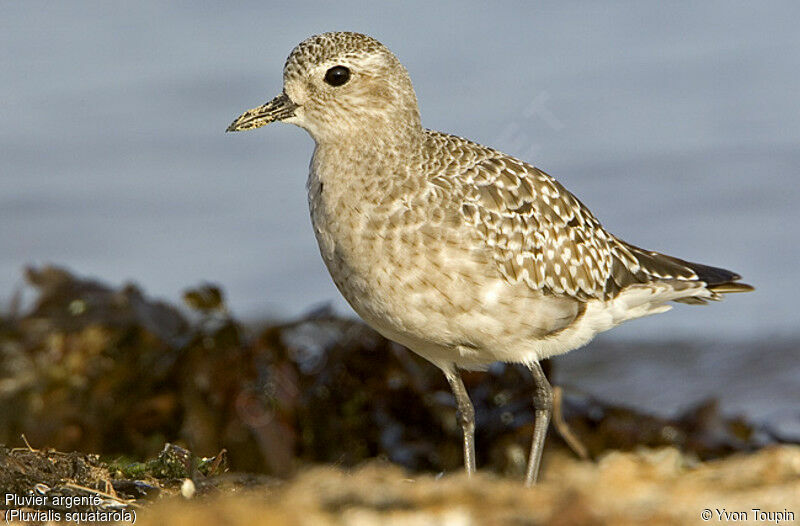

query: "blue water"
xmin=2 ymin=2 xmax=798 ymax=425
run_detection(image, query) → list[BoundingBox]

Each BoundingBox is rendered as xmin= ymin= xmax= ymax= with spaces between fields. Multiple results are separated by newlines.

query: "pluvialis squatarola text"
xmin=227 ymin=32 xmax=753 ymax=485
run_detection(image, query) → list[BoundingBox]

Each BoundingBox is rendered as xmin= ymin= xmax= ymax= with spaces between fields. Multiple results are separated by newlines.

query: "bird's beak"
xmin=226 ymin=91 xmax=298 ymax=132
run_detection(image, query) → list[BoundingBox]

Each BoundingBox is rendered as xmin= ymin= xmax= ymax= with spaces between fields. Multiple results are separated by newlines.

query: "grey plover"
xmin=227 ymin=32 xmax=753 ymax=485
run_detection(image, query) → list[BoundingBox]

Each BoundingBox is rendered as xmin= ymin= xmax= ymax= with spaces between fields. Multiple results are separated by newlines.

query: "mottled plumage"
xmin=227 ymin=32 xmax=752 ymax=485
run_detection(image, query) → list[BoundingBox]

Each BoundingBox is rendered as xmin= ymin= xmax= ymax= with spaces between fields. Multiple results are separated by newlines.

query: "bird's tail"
xmin=613 ymin=241 xmax=754 ymax=304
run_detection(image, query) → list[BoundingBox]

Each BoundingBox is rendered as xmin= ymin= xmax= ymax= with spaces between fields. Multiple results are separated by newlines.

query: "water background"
xmin=2 ymin=2 xmax=798 ymax=428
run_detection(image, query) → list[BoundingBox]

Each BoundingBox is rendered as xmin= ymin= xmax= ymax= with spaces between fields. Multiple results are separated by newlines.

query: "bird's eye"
xmin=324 ymin=65 xmax=351 ymax=87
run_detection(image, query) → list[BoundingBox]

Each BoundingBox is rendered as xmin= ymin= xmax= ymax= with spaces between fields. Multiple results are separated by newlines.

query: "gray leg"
xmin=525 ymin=361 xmax=553 ymax=486
xmin=445 ymin=370 xmax=476 ymax=476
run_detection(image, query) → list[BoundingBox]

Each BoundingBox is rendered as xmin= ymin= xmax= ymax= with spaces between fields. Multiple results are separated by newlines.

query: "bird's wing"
xmin=423 ymin=132 xmax=751 ymax=301
xmin=447 ymin=152 xmax=715 ymax=300
xmin=452 ymin=154 xmax=619 ymax=300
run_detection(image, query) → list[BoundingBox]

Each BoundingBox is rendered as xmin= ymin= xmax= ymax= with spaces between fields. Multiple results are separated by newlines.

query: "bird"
xmin=226 ymin=32 xmax=753 ymax=486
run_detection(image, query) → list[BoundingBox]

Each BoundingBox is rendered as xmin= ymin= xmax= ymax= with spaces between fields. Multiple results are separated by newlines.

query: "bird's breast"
xmin=308 ymin=164 xmax=414 ymax=301
xmin=307 ymin=161 xmax=471 ymax=343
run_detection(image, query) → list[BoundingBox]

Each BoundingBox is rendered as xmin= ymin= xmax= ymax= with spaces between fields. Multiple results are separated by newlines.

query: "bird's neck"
xmin=312 ymin=122 xmax=423 ymax=181
xmin=309 ymin=123 xmax=425 ymax=218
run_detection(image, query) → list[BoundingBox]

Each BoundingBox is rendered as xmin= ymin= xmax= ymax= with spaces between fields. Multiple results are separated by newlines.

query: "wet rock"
xmin=21 ymin=265 xmax=189 ymax=346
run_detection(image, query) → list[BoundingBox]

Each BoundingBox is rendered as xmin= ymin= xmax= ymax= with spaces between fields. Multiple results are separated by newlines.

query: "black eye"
xmin=324 ymin=65 xmax=351 ymax=87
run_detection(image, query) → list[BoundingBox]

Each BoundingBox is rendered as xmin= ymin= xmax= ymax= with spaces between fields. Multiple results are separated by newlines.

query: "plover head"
xmin=227 ymin=32 xmax=421 ymax=144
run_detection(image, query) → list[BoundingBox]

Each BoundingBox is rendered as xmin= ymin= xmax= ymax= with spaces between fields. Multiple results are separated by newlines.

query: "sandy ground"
xmin=133 ymin=446 xmax=800 ymax=526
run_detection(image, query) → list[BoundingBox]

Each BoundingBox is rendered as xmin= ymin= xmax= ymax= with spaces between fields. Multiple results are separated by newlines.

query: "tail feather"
xmin=679 ymin=258 xmax=754 ymax=293
xmin=706 ymin=282 xmax=754 ymax=294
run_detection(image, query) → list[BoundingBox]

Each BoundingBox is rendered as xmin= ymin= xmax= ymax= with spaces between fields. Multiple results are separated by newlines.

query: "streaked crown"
xmin=282 ymin=32 xmax=422 ymax=142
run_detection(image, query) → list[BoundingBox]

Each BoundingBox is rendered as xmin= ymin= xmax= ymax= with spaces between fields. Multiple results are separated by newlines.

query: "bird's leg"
xmin=445 ymin=370 xmax=477 ymax=476
xmin=552 ymin=386 xmax=589 ymax=460
xmin=524 ymin=361 xmax=553 ymax=486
